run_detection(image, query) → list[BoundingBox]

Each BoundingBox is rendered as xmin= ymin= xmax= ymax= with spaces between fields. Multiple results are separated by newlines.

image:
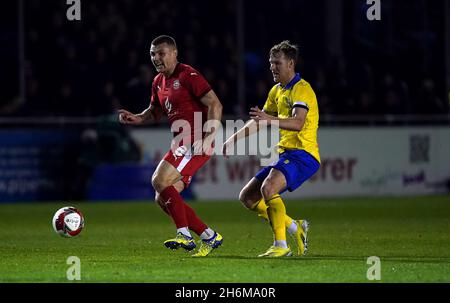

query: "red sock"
xmin=159 ymin=186 xmax=188 ymax=228
xmin=157 ymin=201 xmax=170 ymax=216
xmin=184 ymin=203 xmax=207 ymax=236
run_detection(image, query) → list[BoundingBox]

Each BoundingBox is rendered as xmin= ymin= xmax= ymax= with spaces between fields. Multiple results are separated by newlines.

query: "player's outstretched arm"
xmin=118 ymin=109 xmax=144 ymax=124
xmin=250 ymin=106 xmax=306 ymax=131
xmin=222 ymin=116 xmax=260 ymax=158
xmin=118 ymin=104 xmax=161 ymax=125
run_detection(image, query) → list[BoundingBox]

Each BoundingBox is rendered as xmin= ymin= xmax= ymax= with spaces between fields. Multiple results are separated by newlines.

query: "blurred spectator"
xmin=416 ymin=78 xmax=447 ymax=114
xmin=123 ymin=65 xmax=154 ymax=114
xmin=93 ymin=82 xmax=121 ymax=116
xmin=377 ymin=73 xmax=406 ymax=115
xmin=58 ymin=82 xmax=78 ymax=116
xmin=71 ymin=119 xmax=142 ymax=200
xmin=358 ymin=91 xmax=375 ymax=116
xmin=1 ymin=0 xmax=447 ymax=120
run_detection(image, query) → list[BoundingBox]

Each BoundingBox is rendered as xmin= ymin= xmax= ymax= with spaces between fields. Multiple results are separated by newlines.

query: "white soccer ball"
xmin=52 ymin=206 xmax=85 ymax=237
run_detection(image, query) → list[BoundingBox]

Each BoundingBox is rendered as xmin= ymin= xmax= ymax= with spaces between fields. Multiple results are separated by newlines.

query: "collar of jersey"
xmin=164 ymin=62 xmax=180 ymax=79
xmin=279 ymin=73 xmax=301 ymax=90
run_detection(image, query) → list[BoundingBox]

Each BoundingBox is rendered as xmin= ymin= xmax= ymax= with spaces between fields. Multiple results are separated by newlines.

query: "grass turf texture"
xmin=1 ymin=196 xmax=449 ymax=282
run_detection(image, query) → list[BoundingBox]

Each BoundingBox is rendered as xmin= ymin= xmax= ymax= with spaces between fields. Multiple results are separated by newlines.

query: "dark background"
xmin=1 ymin=0 xmax=449 ymax=123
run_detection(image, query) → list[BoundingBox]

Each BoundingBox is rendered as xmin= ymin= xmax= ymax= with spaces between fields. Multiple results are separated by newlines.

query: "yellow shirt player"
xmin=264 ymin=73 xmax=320 ymax=163
xmin=223 ymin=40 xmax=320 ymax=258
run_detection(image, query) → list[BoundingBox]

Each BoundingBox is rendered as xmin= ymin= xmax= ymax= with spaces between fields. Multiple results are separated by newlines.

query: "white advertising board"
xmin=130 ymin=127 xmax=450 ymax=200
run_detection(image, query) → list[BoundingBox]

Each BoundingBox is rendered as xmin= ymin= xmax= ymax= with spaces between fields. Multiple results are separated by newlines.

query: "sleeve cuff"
xmin=293 ymin=101 xmax=309 ymax=111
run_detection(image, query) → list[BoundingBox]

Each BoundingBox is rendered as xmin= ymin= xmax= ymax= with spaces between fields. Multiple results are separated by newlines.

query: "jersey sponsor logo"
xmin=173 ymin=79 xmax=181 ymax=90
xmin=165 ymin=97 xmax=172 ymax=113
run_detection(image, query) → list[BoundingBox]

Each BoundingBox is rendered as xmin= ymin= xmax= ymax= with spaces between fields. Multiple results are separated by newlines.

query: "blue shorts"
xmin=255 ymin=149 xmax=320 ymax=194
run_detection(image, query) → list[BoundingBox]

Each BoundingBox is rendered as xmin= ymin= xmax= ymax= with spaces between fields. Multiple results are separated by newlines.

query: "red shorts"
xmin=162 ymin=149 xmax=210 ymax=187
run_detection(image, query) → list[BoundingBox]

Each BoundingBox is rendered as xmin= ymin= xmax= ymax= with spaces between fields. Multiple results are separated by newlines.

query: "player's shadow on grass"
xmin=209 ymin=255 xmax=363 ymax=261
xmin=205 ymin=255 xmax=326 ymax=261
xmin=310 ymin=255 xmax=450 ymax=264
xmin=210 ymin=255 xmax=450 ymax=263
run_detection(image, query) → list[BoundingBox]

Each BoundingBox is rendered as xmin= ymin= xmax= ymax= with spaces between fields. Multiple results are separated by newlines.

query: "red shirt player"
xmin=118 ymin=35 xmax=223 ymax=257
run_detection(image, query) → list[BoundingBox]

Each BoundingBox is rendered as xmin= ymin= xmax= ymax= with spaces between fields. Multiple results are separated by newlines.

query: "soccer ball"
xmin=52 ymin=206 xmax=85 ymax=237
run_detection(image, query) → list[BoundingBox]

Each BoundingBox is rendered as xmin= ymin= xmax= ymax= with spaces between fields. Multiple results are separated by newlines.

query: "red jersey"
xmin=150 ymin=63 xmax=211 ymax=146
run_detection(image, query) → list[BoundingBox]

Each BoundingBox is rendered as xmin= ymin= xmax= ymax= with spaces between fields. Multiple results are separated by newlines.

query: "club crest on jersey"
xmin=173 ymin=79 xmax=181 ymax=90
xmin=165 ymin=97 xmax=172 ymax=113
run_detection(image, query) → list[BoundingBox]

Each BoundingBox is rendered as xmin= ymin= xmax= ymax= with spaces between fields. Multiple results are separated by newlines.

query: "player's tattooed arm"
xmin=118 ymin=104 xmax=162 ymax=125
xmin=139 ymin=104 xmax=162 ymax=122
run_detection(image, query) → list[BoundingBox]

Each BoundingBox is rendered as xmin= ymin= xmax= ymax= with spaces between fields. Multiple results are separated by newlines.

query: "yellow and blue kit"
xmin=255 ymin=73 xmax=320 ymax=192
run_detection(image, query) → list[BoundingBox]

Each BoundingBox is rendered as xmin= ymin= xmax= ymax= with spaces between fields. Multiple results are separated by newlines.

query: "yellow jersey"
xmin=263 ymin=73 xmax=321 ymax=163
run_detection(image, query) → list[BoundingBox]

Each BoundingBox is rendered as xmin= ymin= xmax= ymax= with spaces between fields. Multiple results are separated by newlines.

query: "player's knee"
xmin=261 ymin=180 xmax=276 ymax=200
xmin=239 ymin=189 xmax=255 ymax=209
xmin=151 ymin=174 xmax=167 ymax=192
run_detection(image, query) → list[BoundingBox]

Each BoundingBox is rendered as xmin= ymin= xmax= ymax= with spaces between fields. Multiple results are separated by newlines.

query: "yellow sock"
xmin=251 ymin=198 xmax=294 ymax=228
xmin=266 ymin=195 xmax=287 ymax=241
xmin=252 ymin=199 xmax=269 ymax=220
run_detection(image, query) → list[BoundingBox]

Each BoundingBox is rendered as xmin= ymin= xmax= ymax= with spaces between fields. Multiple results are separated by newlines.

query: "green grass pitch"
xmin=1 ymin=196 xmax=449 ymax=282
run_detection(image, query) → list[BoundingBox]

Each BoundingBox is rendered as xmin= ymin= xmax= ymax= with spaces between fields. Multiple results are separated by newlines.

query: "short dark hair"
xmin=270 ymin=40 xmax=299 ymax=65
xmin=151 ymin=35 xmax=177 ymax=49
